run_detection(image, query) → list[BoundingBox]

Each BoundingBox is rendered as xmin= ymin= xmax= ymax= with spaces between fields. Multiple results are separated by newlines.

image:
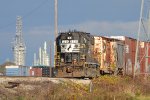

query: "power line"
xmin=22 ymin=0 xmax=49 ymax=19
xmin=0 ymin=0 xmax=49 ymax=31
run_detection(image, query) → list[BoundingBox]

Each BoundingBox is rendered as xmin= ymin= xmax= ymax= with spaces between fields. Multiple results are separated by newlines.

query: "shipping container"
xmin=29 ymin=66 xmax=55 ymax=77
xmin=5 ymin=65 xmax=29 ymax=76
xmin=42 ymin=67 xmax=50 ymax=77
xmin=29 ymin=67 xmax=42 ymax=76
xmin=0 ymin=61 xmax=16 ymax=75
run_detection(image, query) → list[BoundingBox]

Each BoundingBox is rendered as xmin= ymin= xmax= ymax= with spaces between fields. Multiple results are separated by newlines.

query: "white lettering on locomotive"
xmin=61 ymin=40 xmax=78 ymax=44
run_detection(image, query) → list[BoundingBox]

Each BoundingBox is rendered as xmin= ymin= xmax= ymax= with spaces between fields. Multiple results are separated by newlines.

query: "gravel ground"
xmin=0 ymin=77 xmax=91 ymax=85
xmin=0 ymin=76 xmax=92 ymax=100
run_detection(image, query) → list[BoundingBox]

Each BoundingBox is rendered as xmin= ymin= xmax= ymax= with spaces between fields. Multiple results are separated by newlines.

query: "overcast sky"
xmin=0 ymin=0 xmax=145 ymax=66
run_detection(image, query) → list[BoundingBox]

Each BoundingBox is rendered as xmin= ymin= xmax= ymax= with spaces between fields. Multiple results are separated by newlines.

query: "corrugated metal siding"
xmin=110 ymin=41 xmax=125 ymax=70
xmin=94 ymin=36 xmax=125 ymax=73
xmin=139 ymin=42 xmax=146 ymax=75
xmin=106 ymin=41 xmax=111 ymax=66
xmin=131 ymin=39 xmax=136 ymax=75
xmin=124 ymin=37 xmax=131 ymax=75
xmin=110 ymin=42 xmax=116 ymax=68
xmin=148 ymin=43 xmax=150 ymax=71
xmin=93 ymin=36 xmax=103 ymax=68
xmin=116 ymin=42 xmax=125 ymax=69
xmin=42 ymin=67 xmax=50 ymax=77
xmin=94 ymin=36 xmax=101 ymax=53
xmin=29 ymin=66 xmax=54 ymax=77
xmin=101 ymin=39 xmax=109 ymax=70
xmin=124 ymin=37 xmax=136 ymax=76
xmin=144 ymin=42 xmax=150 ymax=73
xmin=139 ymin=42 xmax=150 ymax=75
xmin=29 ymin=68 xmax=42 ymax=77
xmin=5 ymin=66 xmax=29 ymax=76
xmin=130 ymin=38 xmax=136 ymax=75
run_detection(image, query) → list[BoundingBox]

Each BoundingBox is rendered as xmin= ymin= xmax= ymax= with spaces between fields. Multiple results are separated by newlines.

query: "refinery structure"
xmin=12 ymin=16 xmax=26 ymax=66
xmin=33 ymin=42 xmax=50 ymax=66
xmin=12 ymin=16 xmax=50 ymax=66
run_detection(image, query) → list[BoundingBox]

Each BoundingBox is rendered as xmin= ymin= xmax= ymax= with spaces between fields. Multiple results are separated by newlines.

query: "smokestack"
xmin=39 ymin=47 xmax=42 ymax=65
xmin=44 ymin=41 xmax=47 ymax=51
xmin=34 ymin=53 xmax=37 ymax=66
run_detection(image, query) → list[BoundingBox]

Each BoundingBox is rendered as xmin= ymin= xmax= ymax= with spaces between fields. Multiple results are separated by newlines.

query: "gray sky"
xmin=0 ymin=0 xmax=144 ymax=65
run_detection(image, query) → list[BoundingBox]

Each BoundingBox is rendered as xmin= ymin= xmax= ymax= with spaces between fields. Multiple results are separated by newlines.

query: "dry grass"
xmin=0 ymin=76 xmax=150 ymax=100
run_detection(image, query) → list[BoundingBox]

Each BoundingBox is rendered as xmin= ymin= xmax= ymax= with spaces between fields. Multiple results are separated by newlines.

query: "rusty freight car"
xmin=139 ymin=41 xmax=150 ymax=76
xmin=93 ymin=36 xmax=125 ymax=75
xmin=110 ymin=36 xmax=137 ymax=76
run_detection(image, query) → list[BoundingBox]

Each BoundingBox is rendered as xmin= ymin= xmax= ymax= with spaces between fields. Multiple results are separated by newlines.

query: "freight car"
xmin=93 ymin=36 xmax=125 ymax=75
xmin=110 ymin=36 xmax=137 ymax=76
xmin=55 ymin=31 xmax=100 ymax=78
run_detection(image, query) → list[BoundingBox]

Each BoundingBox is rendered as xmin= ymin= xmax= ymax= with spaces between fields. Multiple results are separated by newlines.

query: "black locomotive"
xmin=55 ymin=31 xmax=100 ymax=78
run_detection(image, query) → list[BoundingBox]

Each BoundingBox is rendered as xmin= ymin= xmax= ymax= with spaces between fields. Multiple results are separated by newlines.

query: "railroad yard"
xmin=0 ymin=1 xmax=150 ymax=100
xmin=0 ymin=76 xmax=150 ymax=100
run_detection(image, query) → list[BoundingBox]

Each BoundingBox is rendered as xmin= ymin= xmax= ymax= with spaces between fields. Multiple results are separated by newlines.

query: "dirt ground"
xmin=0 ymin=76 xmax=150 ymax=100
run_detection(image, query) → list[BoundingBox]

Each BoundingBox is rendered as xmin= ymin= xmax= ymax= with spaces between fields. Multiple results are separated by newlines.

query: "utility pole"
xmin=54 ymin=0 xmax=58 ymax=68
xmin=54 ymin=0 xmax=58 ymax=38
xmin=134 ymin=0 xmax=144 ymax=78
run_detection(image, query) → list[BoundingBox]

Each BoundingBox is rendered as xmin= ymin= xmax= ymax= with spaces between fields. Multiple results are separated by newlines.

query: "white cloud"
xmin=27 ymin=26 xmax=54 ymax=35
xmin=59 ymin=21 xmax=139 ymax=38
xmin=26 ymin=21 xmax=139 ymax=39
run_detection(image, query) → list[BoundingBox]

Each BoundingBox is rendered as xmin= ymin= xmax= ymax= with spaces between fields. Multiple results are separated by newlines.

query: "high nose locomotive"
xmin=55 ymin=31 xmax=100 ymax=78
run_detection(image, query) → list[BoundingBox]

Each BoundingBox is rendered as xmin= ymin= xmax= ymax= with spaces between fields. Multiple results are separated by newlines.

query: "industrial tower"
xmin=33 ymin=41 xmax=50 ymax=66
xmin=12 ymin=16 xmax=26 ymax=66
